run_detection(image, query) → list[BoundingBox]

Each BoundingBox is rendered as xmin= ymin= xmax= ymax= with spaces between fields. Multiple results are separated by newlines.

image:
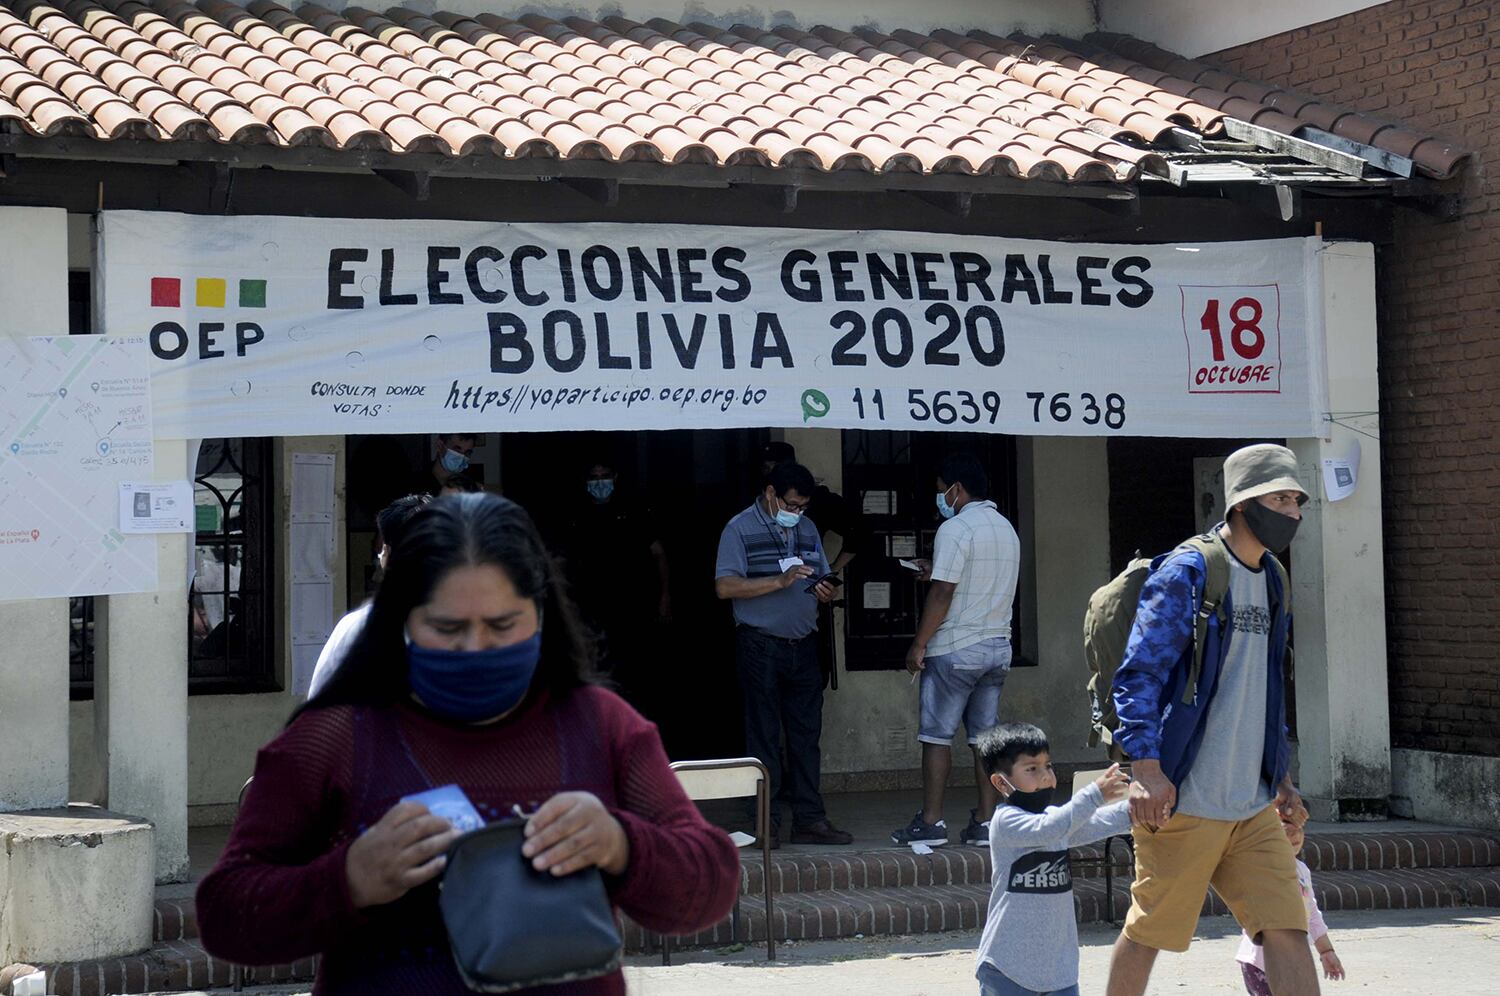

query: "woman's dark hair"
xmin=375 ymin=493 xmax=431 ymax=549
xmin=300 ymin=493 xmax=597 ymax=718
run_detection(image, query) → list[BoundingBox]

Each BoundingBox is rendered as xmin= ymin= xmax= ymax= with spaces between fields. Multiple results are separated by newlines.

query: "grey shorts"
xmin=919 ymin=637 xmax=1011 ymax=746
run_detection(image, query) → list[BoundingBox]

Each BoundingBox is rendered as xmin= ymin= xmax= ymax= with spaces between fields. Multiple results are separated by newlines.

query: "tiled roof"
xmin=0 ymin=1 xmax=1471 ymax=184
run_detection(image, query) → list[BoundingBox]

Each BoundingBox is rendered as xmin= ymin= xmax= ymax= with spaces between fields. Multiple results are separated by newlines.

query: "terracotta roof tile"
xmin=0 ymin=3 xmax=1470 ymax=182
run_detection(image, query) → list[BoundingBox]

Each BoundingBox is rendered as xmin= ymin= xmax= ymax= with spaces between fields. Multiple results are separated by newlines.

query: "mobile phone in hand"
xmin=804 ymin=573 xmax=843 ymax=592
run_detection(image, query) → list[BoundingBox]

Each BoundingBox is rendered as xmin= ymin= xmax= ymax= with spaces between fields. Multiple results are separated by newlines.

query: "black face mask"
xmin=1004 ymin=787 xmax=1054 ymax=814
xmin=1240 ymin=500 xmax=1301 ymax=554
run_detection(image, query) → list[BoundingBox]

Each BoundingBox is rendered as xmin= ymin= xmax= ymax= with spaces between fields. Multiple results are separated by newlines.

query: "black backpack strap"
xmin=1179 ymin=532 xmax=1231 ymax=706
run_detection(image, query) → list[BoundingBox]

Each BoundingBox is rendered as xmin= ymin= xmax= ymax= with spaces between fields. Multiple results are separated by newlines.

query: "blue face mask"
xmin=407 ymin=632 xmax=541 ymax=723
xmin=936 ymin=486 xmax=957 ymax=520
xmin=587 ymin=479 xmax=615 ymax=502
xmin=440 ymin=448 xmax=470 ymax=474
xmin=773 ymin=498 xmax=802 ymax=529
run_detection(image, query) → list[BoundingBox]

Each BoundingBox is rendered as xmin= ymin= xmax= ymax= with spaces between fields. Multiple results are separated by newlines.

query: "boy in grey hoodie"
xmin=975 ymin=723 xmax=1132 ymax=996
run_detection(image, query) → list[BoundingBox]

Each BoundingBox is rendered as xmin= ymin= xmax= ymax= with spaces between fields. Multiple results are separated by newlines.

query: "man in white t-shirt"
xmin=891 ymin=452 xmax=1021 ymax=849
xmin=307 ymin=493 xmax=430 ymax=698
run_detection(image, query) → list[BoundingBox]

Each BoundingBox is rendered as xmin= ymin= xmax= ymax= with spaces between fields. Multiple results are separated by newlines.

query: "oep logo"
xmin=147 ymin=276 xmax=268 ymax=361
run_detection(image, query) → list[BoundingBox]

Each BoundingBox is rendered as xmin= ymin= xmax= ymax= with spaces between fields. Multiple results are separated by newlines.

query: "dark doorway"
xmin=501 ymin=428 xmax=769 ymax=760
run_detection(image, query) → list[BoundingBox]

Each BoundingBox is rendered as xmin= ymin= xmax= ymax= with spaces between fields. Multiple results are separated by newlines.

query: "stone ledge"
xmin=0 ymin=807 xmax=154 ymax=965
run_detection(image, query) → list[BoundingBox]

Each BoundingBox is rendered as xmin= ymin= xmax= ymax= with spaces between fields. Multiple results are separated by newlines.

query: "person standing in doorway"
xmin=761 ymin=441 xmax=870 ymax=689
xmin=1106 ymin=444 xmax=1316 ymax=996
xmin=565 ymin=461 xmax=671 ymax=697
xmin=715 ymin=461 xmax=852 ymax=847
xmin=759 ymin=442 xmax=869 ymax=576
xmin=413 ymin=433 xmax=477 ymax=497
xmin=892 ymin=452 xmax=1020 ymax=848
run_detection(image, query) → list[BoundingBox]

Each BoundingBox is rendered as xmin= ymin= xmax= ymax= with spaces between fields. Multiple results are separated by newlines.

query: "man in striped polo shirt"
xmin=715 ymin=461 xmax=852 ymax=847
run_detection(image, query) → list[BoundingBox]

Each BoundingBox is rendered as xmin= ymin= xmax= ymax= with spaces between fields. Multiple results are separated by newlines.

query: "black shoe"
xmin=890 ymin=811 xmax=948 ymax=847
xmin=790 ymin=819 xmax=853 ymax=845
xmin=959 ymin=809 xmax=990 ymax=846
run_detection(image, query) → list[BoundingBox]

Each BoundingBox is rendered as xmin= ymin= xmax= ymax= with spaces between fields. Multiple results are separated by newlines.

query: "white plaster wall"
xmin=1288 ymin=242 xmax=1390 ymax=818
xmin=66 ymin=213 xmax=92 ymax=272
xmin=783 ymin=428 xmax=924 ymax=779
xmin=338 ymin=0 xmax=1095 ymax=35
xmin=1391 ymin=749 xmax=1500 ymax=832
xmin=1098 ymin=0 xmax=1386 ymax=57
xmin=0 ymin=207 xmax=71 ymax=812
xmin=1005 ymin=436 xmax=1111 ymax=765
xmin=793 ymin=429 xmax=1105 ymax=783
xmin=96 ymin=438 xmax=192 ymax=882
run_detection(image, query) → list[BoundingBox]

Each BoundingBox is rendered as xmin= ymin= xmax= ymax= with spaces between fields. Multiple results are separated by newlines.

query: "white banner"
xmin=99 ymin=212 xmax=1327 ymax=440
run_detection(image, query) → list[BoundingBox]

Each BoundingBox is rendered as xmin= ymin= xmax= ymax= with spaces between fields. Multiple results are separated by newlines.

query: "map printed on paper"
xmin=0 ymin=335 xmax=157 ymax=601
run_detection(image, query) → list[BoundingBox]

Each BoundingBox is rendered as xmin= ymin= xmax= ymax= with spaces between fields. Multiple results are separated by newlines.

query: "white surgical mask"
xmin=936 ymin=484 xmax=958 ymax=520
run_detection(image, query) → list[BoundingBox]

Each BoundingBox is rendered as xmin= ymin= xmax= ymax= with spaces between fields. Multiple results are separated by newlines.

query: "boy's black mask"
xmin=1004 ymin=787 xmax=1053 ymax=814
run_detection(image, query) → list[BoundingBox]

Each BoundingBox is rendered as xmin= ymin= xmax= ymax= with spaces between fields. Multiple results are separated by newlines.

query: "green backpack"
xmin=1083 ymin=530 xmax=1289 ymax=761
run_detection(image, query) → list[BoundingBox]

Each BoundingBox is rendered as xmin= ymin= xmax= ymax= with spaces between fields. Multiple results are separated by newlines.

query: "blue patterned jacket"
xmin=1111 ymin=540 xmax=1293 ymax=790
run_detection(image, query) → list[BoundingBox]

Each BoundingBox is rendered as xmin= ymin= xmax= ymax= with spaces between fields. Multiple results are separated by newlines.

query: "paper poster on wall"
xmin=98 ymin=212 xmax=1329 ymax=440
xmin=887 ymin=532 xmax=918 ymax=559
xmin=120 ymin=480 xmax=194 ymax=533
xmin=0 ymin=336 xmax=157 ymax=601
xmin=1322 ymin=439 xmax=1361 ymax=501
xmin=290 ymin=452 xmax=336 ymax=696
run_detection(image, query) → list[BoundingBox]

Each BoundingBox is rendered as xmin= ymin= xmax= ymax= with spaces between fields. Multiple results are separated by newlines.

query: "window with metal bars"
xmin=190 ymin=438 xmax=277 ymax=692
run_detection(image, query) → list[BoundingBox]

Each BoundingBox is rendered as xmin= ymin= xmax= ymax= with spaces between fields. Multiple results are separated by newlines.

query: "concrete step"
xmin=631 ymin=864 xmax=1500 ymax=954
xmin=146 ymin=828 xmax=1500 ymax=947
xmin=44 ymin=866 xmax=1500 ymax=994
xmin=739 ymin=826 xmax=1500 ymax=898
xmin=1301 ymin=830 xmax=1500 ymax=873
xmin=36 ymin=941 xmax=316 ymax=996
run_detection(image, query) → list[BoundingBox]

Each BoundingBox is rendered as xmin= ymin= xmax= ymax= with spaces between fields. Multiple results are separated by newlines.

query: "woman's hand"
xmin=522 ymin=792 xmax=630 ymax=877
xmin=345 ymin=802 xmax=460 ymax=909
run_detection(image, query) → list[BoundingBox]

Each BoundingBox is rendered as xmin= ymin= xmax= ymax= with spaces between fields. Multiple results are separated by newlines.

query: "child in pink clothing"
xmin=1236 ymin=808 xmax=1346 ymax=994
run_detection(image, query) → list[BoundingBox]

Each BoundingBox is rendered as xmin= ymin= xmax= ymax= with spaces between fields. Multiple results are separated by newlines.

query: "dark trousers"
xmin=735 ymin=627 xmax=827 ymax=828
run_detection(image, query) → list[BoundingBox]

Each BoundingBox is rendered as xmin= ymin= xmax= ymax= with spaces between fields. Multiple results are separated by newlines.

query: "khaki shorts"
xmin=1123 ymin=805 xmax=1307 ymax=953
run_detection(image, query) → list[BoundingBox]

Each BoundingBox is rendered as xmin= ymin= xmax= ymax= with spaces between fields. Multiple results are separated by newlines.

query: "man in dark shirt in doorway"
xmin=716 ymin=461 xmax=852 ymax=848
xmin=563 ymin=460 xmax=671 ymax=694
xmin=411 ymin=433 xmax=477 ymax=497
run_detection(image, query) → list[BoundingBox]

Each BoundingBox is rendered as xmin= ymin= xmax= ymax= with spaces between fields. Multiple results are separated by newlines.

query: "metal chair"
xmin=1071 ymin=768 xmax=1135 ymax=924
xmin=662 ymin=758 xmax=775 ymax=964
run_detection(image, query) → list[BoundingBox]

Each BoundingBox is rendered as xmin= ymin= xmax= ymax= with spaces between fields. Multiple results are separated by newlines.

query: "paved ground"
xmin=152 ymin=907 xmax=1500 ymax=995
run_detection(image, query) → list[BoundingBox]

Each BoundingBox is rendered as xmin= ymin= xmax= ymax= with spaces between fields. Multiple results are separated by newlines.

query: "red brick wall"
xmin=1214 ymin=0 xmax=1500 ymax=757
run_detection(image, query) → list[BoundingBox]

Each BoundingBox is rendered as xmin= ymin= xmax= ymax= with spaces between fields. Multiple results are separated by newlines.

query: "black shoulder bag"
xmin=439 ymin=817 xmax=623 ymax=992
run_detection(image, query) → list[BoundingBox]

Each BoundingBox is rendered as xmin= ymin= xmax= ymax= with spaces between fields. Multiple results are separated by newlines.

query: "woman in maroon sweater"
xmin=197 ymin=493 xmax=740 ymax=994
